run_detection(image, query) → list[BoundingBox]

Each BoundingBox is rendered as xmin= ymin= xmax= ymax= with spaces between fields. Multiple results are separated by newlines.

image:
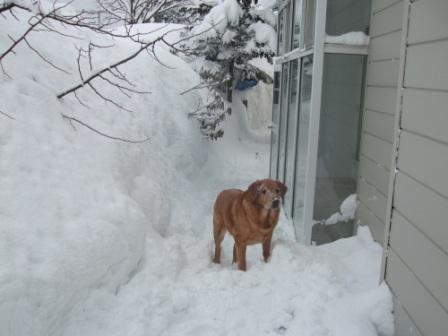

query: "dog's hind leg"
xmin=212 ymin=213 xmax=226 ymax=264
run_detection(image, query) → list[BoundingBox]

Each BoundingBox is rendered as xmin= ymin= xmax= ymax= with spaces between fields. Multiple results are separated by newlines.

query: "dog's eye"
xmin=275 ymin=189 xmax=280 ymax=194
xmin=262 ymin=189 xmax=267 ymax=194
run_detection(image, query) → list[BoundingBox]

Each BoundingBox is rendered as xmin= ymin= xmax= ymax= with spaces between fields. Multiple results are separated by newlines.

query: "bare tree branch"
xmin=0 ymin=13 xmax=48 ymax=62
xmin=23 ymin=37 xmax=71 ymax=74
xmin=57 ymin=33 xmax=168 ymax=99
xmin=0 ymin=109 xmax=15 ymax=120
xmin=0 ymin=2 xmax=29 ymax=14
xmin=61 ymin=114 xmax=150 ymax=143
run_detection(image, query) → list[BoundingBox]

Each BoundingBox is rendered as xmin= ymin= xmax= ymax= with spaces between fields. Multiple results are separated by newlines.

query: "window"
xmin=303 ymin=0 xmax=316 ymax=48
xmin=284 ymin=59 xmax=300 ymax=216
xmin=269 ymin=71 xmax=281 ymax=180
xmin=277 ymin=7 xmax=285 ymax=55
xmin=269 ymin=0 xmax=370 ymax=244
xmin=292 ymin=0 xmax=302 ymax=50
xmin=311 ymin=54 xmax=367 ymax=244
xmin=277 ymin=1 xmax=293 ymax=55
xmin=277 ymin=62 xmax=290 ymax=183
xmin=326 ymin=0 xmax=370 ymax=36
xmin=292 ymin=56 xmax=313 ymax=238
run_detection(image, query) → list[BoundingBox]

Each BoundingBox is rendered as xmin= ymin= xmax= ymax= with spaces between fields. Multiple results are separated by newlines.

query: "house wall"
xmin=357 ymin=0 xmax=448 ymax=335
xmin=356 ymin=0 xmax=404 ymax=243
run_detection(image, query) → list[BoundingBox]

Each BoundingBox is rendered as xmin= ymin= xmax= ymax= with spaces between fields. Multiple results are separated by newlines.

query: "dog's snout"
xmin=272 ymin=199 xmax=280 ymax=209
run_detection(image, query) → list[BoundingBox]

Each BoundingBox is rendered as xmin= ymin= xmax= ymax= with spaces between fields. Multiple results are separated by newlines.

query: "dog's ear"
xmin=248 ymin=180 xmax=262 ymax=201
xmin=276 ymin=181 xmax=288 ymax=197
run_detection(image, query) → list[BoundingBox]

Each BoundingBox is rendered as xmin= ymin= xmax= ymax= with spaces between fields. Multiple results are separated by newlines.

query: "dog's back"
xmin=214 ymin=189 xmax=242 ymax=220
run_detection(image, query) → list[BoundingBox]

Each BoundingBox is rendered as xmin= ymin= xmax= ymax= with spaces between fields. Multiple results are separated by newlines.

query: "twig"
xmin=0 ymin=109 xmax=15 ymax=120
xmin=57 ymin=33 xmax=166 ymax=99
xmin=0 ymin=14 xmax=47 ymax=62
xmin=180 ymin=80 xmax=224 ymax=95
xmin=23 ymin=37 xmax=71 ymax=74
xmin=61 ymin=114 xmax=150 ymax=143
xmin=73 ymin=91 xmax=90 ymax=109
xmin=87 ymin=82 xmax=133 ymax=113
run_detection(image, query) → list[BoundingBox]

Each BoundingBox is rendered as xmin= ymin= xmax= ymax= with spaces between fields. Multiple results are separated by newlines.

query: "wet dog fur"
xmin=212 ymin=179 xmax=287 ymax=271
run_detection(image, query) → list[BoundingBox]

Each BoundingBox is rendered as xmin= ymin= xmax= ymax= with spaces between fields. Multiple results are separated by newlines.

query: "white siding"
xmin=369 ymin=0 xmax=448 ymax=335
xmin=355 ymin=1 xmax=403 ymax=246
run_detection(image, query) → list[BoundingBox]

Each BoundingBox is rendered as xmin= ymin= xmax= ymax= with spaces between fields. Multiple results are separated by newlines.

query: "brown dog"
xmin=212 ymin=179 xmax=287 ymax=271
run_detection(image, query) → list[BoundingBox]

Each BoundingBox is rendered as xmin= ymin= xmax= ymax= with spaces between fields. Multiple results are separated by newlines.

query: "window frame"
xmin=271 ymin=0 xmax=370 ymax=243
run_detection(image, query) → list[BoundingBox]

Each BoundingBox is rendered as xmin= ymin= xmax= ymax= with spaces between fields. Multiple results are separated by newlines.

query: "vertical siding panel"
xmin=359 ymin=155 xmax=390 ymax=195
xmin=389 ymin=211 xmax=448 ymax=310
xmin=386 ymin=250 xmax=448 ymax=336
xmin=369 ymin=30 xmax=402 ymax=61
xmin=394 ymin=172 xmax=448 ymax=254
xmin=361 ymin=0 xmax=448 ymax=334
xmin=365 ymin=86 xmax=397 ymax=115
xmin=370 ymin=1 xmax=404 ymax=37
xmin=356 ymin=201 xmax=385 ymax=243
xmin=367 ymin=60 xmax=400 ymax=86
xmin=363 ymin=110 xmax=395 ymax=143
xmin=404 ymin=41 xmax=448 ymax=91
xmin=408 ymin=0 xmax=448 ymax=44
xmin=357 ymin=178 xmax=388 ymax=222
xmin=372 ymin=0 xmax=402 ymax=14
xmin=402 ymin=89 xmax=448 ymax=144
xmin=397 ymin=131 xmax=448 ymax=198
xmin=360 ymin=132 xmax=393 ymax=168
xmin=394 ymin=299 xmax=423 ymax=336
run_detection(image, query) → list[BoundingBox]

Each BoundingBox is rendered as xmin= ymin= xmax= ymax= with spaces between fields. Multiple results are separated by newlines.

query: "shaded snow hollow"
xmin=0 ymin=9 xmax=392 ymax=336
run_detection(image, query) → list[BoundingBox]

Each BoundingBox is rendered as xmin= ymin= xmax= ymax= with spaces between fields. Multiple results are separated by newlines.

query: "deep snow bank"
xmin=0 ymin=11 xmax=209 ymax=336
xmin=0 ymin=7 xmax=393 ymax=336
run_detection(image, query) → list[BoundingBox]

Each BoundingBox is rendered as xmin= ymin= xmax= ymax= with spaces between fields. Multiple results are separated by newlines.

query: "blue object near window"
xmin=235 ymin=79 xmax=258 ymax=91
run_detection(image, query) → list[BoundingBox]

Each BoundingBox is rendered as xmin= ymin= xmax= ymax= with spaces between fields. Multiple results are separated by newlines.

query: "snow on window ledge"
xmin=314 ymin=194 xmax=358 ymax=226
xmin=325 ymin=32 xmax=370 ymax=46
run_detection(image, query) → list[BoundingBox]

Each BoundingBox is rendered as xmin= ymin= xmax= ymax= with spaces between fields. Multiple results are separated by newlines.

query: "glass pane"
xmin=277 ymin=62 xmax=290 ymax=183
xmin=326 ymin=0 xmax=370 ymax=36
xmin=292 ymin=0 xmax=302 ymax=50
xmin=293 ymin=55 xmax=313 ymax=239
xmin=284 ymin=59 xmax=300 ymax=216
xmin=311 ymin=54 xmax=367 ymax=245
xmin=269 ymin=71 xmax=281 ymax=179
xmin=304 ymin=0 xmax=316 ymax=48
xmin=283 ymin=3 xmax=292 ymax=54
xmin=277 ymin=8 xmax=285 ymax=55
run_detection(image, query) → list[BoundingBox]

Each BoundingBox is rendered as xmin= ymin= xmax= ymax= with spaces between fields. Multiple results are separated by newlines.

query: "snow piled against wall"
xmin=0 ymin=11 xmax=208 ymax=336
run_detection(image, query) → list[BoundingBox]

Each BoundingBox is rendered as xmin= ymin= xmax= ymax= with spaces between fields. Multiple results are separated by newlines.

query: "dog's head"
xmin=248 ymin=179 xmax=287 ymax=210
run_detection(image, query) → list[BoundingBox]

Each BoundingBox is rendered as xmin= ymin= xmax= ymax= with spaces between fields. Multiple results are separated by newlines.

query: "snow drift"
xmin=0 ymin=10 xmax=209 ymax=336
xmin=0 ymin=5 xmax=393 ymax=336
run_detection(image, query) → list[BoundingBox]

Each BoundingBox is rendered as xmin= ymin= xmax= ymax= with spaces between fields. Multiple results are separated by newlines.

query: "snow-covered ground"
xmin=0 ymin=8 xmax=392 ymax=336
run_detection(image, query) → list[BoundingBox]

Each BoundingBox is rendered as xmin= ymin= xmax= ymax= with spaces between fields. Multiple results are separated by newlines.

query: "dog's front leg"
xmin=236 ymin=242 xmax=247 ymax=271
xmin=232 ymin=243 xmax=237 ymax=264
xmin=262 ymin=233 xmax=273 ymax=262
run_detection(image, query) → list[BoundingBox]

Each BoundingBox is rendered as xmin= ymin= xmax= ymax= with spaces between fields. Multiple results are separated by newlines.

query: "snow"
xmin=192 ymin=0 xmax=243 ymax=37
xmin=325 ymin=32 xmax=370 ymax=46
xmin=249 ymin=21 xmax=277 ymax=52
xmin=0 ymin=0 xmax=76 ymax=14
xmin=317 ymin=194 xmax=358 ymax=226
xmin=256 ymin=0 xmax=278 ymax=10
xmin=1 ymin=8 xmax=393 ymax=336
xmin=236 ymin=82 xmax=272 ymax=142
xmin=222 ymin=29 xmax=237 ymax=44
